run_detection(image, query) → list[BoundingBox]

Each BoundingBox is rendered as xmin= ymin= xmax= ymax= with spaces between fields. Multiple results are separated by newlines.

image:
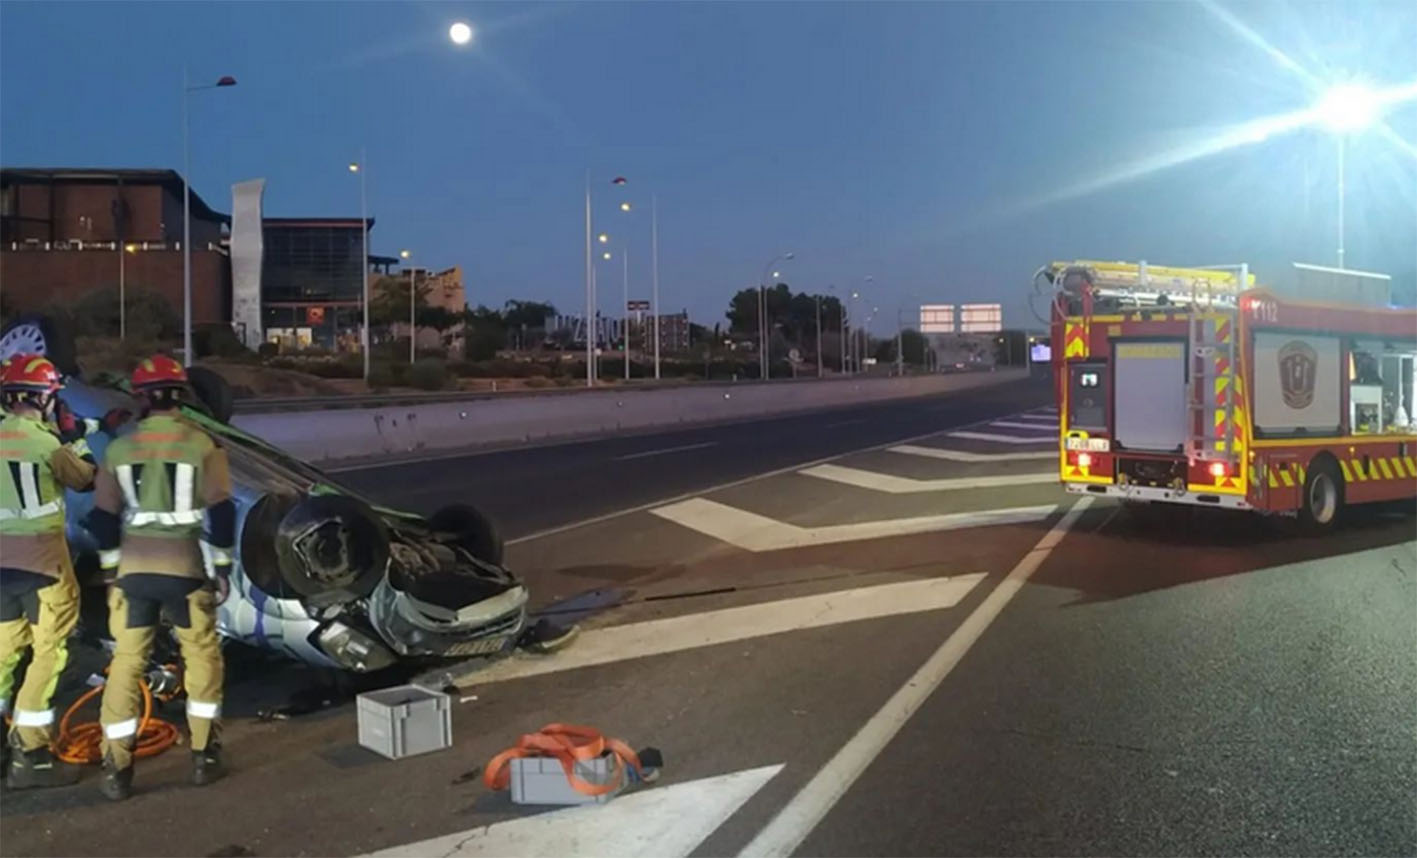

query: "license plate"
xmin=1065 ymin=436 xmax=1110 ymax=452
xmin=442 ymin=635 xmax=513 ymax=657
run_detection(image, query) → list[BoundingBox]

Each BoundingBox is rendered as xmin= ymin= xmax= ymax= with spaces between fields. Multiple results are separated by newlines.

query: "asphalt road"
xmin=2 ymin=375 xmax=1414 ymax=858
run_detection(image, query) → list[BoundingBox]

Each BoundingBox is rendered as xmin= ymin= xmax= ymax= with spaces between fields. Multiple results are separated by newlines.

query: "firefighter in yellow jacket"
xmin=0 ymin=355 xmax=97 ymax=789
xmin=89 ymin=355 xmax=235 ymax=801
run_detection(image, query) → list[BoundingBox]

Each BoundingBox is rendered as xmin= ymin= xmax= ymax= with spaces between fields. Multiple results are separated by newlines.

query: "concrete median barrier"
xmin=231 ymin=369 xmax=1029 ymax=463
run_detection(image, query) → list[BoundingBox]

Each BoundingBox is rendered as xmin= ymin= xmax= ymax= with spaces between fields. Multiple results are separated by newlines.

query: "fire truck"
xmin=1041 ymin=260 xmax=1417 ymax=529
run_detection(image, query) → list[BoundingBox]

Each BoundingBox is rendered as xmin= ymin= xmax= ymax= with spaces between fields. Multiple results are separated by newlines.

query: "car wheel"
xmin=0 ymin=313 xmax=80 ymax=377
xmin=428 ymin=504 xmax=504 ymax=565
xmin=275 ymin=495 xmax=390 ymax=601
xmin=1298 ymin=459 xmax=1343 ymax=532
xmin=187 ymin=366 xmax=234 ymax=423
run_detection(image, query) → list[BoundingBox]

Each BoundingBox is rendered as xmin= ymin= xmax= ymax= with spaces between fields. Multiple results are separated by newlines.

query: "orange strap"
xmin=484 ymin=723 xmax=644 ymax=797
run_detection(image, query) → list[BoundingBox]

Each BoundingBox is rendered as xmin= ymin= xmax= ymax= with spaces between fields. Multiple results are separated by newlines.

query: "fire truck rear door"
xmin=1114 ymin=340 xmax=1187 ymax=452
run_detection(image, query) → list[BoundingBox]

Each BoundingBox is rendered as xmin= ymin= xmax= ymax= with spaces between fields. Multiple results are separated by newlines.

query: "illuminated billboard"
xmin=960 ymin=303 xmax=1002 ymax=333
xmin=919 ymin=304 xmax=955 ymax=334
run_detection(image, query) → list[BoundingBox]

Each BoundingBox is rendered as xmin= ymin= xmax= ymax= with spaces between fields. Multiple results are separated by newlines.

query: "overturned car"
xmin=2 ymin=316 xmax=555 ymax=673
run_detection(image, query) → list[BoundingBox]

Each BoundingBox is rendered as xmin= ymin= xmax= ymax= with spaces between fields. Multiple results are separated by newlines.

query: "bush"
xmin=61 ymin=287 xmax=180 ymax=342
xmin=524 ymin=376 xmax=553 ymax=388
xmin=194 ymin=324 xmax=253 ymax=360
xmin=406 ymin=358 xmax=448 ymax=390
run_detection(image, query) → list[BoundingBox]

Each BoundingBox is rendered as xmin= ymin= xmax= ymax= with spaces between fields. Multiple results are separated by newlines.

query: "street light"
xmin=620 ymin=202 xmax=632 ymax=212
xmin=181 ymin=70 xmax=236 ymax=366
xmin=449 ymin=21 xmax=474 ymax=46
xmin=400 ymin=249 xmax=415 ymax=364
xmin=1312 ymin=82 xmax=1381 ymax=269
xmin=349 ymin=157 xmax=370 ymax=380
xmin=119 ymin=243 xmax=137 ymax=341
xmin=760 ymin=252 xmax=794 ymax=379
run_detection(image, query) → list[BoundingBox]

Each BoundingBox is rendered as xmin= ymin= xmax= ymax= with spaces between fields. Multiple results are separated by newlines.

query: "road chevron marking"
xmin=798 ymin=463 xmax=1055 ymax=493
xmin=455 ymin=574 xmax=988 ymax=688
xmin=364 ymin=764 xmax=785 ymax=858
xmin=651 ymin=497 xmax=1056 ymax=552
xmin=988 ymin=420 xmax=1058 ymax=431
xmin=948 ymin=431 xmax=1057 ymax=445
xmin=738 ymin=498 xmax=1094 ymax=858
xmin=888 ymin=445 xmax=1056 ymax=463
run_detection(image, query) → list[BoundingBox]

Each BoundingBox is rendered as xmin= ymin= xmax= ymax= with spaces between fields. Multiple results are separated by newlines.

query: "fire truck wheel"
xmin=1299 ymin=459 xmax=1343 ymax=532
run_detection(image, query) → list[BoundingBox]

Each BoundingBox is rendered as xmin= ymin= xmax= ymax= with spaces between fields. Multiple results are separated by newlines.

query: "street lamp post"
xmin=1312 ymin=83 xmax=1381 ymax=270
xmin=400 ymin=250 xmax=415 ymax=364
xmin=760 ymin=253 xmax=793 ymax=380
xmin=651 ymin=195 xmax=661 ymax=380
xmin=815 ymin=293 xmax=823 ymax=378
xmin=584 ymin=173 xmax=594 ymax=386
xmin=349 ymin=156 xmax=369 ymax=380
xmin=119 ymin=243 xmax=135 ymax=341
xmin=181 ymin=69 xmax=236 ymax=366
xmin=623 ymin=246 xmax=630 ymax=380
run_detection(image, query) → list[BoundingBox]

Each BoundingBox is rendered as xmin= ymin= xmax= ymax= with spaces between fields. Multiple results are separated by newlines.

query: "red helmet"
xmin=1 ymin=354 xmax=62 ymax=394
xmin=131 ymin=355 xmax=188 ymax=391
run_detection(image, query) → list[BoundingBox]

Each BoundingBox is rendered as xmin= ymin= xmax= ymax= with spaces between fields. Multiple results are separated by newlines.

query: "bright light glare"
xmin=400 ymin=249 xmax=411 ymax=259
xmin=348 ymin=163 xmax=360 ymax=173
xmin=449 ymin=22 xmax=474 ymax=46
xmin=1077 ymin=453 xmax=1093 ymax=468
xmin=1314 ymin=83 xmax=1380 ymax=133
xmin=602 ymin=251 xmax=612 ymax=260
xmin=620 ymin=202 xmax=632 ymax=212
xmin=1209 ymin=461 xmax=1228 ymax=478
xmin=598 ymin=233 xmax=609 ymax=243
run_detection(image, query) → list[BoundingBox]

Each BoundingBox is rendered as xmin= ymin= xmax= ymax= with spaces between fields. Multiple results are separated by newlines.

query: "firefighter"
xmin=88 ymin=355 xmax=235 ymax=801
xmin=0 ymin=354 xmax=97 ymax=789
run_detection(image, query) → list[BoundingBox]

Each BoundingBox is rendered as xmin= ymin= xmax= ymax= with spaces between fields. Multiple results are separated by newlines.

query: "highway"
xmin=2 ymin=376 xmax=1413 ymax=857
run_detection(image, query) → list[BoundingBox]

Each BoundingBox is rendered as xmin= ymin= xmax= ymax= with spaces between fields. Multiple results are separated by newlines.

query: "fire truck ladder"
xmin=1184 ymin=264 xmax=1249 ymax=468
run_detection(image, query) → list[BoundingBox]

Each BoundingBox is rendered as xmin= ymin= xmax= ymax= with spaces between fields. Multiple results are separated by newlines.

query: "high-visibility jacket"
xmin=0 ymin=412 xmax=95 ymax=578
xmin=93 ymin=414 xmax=234 ymax=581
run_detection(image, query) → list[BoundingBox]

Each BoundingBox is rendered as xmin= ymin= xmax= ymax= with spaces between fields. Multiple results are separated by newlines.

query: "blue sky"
xmin=3 ymin=1 xmax=1415 ymax=331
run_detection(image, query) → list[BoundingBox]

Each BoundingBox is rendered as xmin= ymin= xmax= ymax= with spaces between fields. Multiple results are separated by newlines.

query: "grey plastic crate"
xmin=509 ymin=755 xmax=626 ymax=806
xmin=356 ymin=684 xmax=452 ymax=760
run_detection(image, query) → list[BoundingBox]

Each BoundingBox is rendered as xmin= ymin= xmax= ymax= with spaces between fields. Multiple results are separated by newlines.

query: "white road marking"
xmin=459 ymin=575 xmax=987 ymax=688
xmin=616 ymin=441 xmax=719 ymax=461
xmin=799 ymin=464 xmax=1055 ymax=494
xmin=948 ymin=431 xmax=1056 ymax=445
xmin=738 ymin=498 xmax=1094 ymax=858
xmin=988 ymin=420 xmax=1057 ymax=431
xmin=888 ymin=444 xmax=1056 ymax=463
xmin=651 ymin=497 xmax=1055 ymax=552
xmin=364 ymin=764 xmax=785 ymax=858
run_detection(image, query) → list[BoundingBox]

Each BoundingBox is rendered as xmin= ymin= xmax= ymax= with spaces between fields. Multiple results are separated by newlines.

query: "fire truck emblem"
xmin=1277 ymin=340 xmax=1317 ymax=409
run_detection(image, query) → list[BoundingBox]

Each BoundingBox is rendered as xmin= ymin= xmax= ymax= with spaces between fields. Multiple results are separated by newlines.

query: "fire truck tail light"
xmin=1077 ymin=452 xmax=1093 ymax=468
xmin=1209 ymin=462 xmax=1228 ymax=478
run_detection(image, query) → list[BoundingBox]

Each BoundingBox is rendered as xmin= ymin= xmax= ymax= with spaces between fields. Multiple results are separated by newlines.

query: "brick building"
xmin=0 ymin=168 xmax=230 ymax=323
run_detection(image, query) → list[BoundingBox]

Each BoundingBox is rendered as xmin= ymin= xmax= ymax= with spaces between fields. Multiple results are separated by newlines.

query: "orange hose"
xmin=54 ymin=677 xmax=181 ymax=765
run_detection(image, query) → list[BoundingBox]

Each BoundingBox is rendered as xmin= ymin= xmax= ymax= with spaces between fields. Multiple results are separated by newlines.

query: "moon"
xmin=449 ymin=21 xmax=473 ymax=45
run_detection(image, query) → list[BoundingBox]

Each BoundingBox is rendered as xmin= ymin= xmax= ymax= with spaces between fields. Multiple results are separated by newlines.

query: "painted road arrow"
xmin=364 ymin=764 xmax=784 ymax=858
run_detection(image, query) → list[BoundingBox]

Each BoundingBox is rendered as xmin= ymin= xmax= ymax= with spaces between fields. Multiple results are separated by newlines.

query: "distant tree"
xmin=370 ymin=276 xmax=430 ymax=327
xmin=503 ymin=300 xmax=556 ymax=331
xmin=874 ymin=329 xmax=928 ymax=366
xmin=417 ymin=306 xmax=461 ymax=332
xmin=462 ymin=305 xmax=505 ymax=361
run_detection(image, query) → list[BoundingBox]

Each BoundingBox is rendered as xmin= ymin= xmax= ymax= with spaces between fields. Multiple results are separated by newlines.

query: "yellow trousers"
xmin=0 ymin=571 xmax=78 ymax=751
xmin=98 ymin=585 xmax=224 ymax=770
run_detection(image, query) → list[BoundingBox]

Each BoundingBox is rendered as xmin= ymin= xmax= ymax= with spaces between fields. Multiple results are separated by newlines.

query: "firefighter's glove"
xmin=55 ymin=399 xmax=85 ymax=443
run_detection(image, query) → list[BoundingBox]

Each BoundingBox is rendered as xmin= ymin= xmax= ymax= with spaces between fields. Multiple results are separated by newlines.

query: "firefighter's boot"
xmin=191 ymin=744 xmax=225 ymax=786
xmin=99 ymin=753 xmax=133 ymax=801
xmin=7 ymin=746 xmax=79 ymax=790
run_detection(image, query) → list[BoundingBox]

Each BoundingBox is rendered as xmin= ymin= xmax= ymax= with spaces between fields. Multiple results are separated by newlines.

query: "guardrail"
xmin=231 ymin=369 xmax=1031 ymax=464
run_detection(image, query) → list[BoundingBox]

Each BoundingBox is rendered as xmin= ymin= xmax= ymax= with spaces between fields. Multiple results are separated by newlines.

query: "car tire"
xmin=1298 ymin=458 xmax=1343 ymax=532
xmin=428 ymin=504 xmax=504 ymax=565
xmin=187 ymin=366 xmax=234 ymax=423
xmin=0 ymin=313 xmax=80 ymax=377
xmin=274 ymin=495 xmax=390 ymax=600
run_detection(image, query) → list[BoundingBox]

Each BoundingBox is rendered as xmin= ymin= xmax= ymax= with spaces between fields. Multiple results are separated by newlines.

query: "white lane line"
xmin=889 ymin=444 xmax=1056 ymax=463
xmin=737 ymin=498 xmax=1094 ymax=858
xmin=459 ymin=575 xmax=987 ymax=688
xmin=365 ymin=765 xmax=785 ymax=858
xmin=616 ymin=441 xmax=719 ymax=461
xmin=651 ymin=498 xmax=1054 ymax=552
xmin=799 ymin=464 xmax=1055 ymax=494
xmin=948 ymin=431 xmax=1056 ymax=445
xmin=988 ymin=420 xmax=1057 ymax=431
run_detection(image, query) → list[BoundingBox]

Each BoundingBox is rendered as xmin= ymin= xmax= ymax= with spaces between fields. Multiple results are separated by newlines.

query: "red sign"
xmin=306 ymin=306 xmax=327 ymax=325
